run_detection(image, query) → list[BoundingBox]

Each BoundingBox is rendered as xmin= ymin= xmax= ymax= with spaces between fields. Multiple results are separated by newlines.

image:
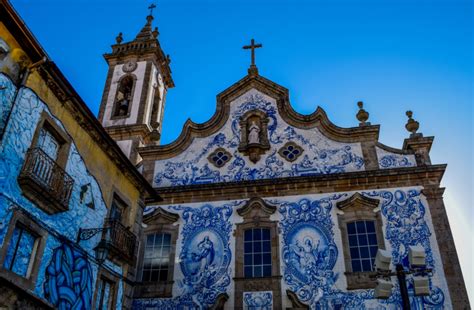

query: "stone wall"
xmin=133 ymin=187 xmax=451 ymax=309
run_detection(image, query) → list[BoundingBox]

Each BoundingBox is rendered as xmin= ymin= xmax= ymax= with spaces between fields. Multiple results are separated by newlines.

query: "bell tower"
xmin=98 ymin=8 xmax=174 ymax=164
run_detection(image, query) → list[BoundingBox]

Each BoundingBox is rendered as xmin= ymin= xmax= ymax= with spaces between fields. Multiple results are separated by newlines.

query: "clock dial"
xmin=122 ymin=60 xmax=137 ymax=73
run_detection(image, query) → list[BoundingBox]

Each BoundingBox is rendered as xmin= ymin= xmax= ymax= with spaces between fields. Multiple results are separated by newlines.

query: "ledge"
xmin=153 ymin=165 xmax=447 ymax=204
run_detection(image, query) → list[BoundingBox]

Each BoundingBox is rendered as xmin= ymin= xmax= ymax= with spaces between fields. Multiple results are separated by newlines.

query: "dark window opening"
xmin=347 ymin=220 xmax=378 ymax=272
xmin=96 ymin=277 xmax=115 ymax=310
xmin=3 ymin=225 xmax=38 ymax=278
xmin=114 ymin=76 xmax=134 ymax=117
xmin=142 ymin=233 xmax=171 ymax=282
xmin=243 ymin=228 xmax=271 ymax=278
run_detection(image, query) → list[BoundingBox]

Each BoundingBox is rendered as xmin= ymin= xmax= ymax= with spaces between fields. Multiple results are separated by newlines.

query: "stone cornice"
xmin=153 ymin=165 xmax=447 ymax=205
xmin=375 ymin=141 xmax=414 ymax=155
xmin=105 ymin=124 xmax=151 ymax=140
xmin=403 ymin=135 xmax=434 ymax=152
xmin=103 ymin=39 xmax=174 ymax=88
xmin=0 ymin=0 xmax=46 ymax=64
xmin=421 ymin=186 xmax=445 ymax=199
xmin=138 ymin=73 xmax=381 ymax=160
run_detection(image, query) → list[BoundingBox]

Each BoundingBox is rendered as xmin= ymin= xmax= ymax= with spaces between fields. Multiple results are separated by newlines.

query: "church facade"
xmin=0 ymin=1 xmax=470 ymax=309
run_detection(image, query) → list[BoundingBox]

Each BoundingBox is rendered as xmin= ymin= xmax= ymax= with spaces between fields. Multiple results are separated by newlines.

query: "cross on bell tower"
xmin=148 ymin=4 xmax=156 ymax=16
xmin=243 ymin=38 xmax=262 ymax=75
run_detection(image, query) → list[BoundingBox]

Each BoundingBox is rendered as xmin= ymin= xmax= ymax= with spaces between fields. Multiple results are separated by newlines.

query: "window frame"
xmin=336 ymin=193 xmax=384 ymax=290
xmin=0 ymin=210 xmax=47 ymax=291
xmin=107 ymin=190 xmax=131 ymax=225
xmin=243 ymin=227 xmax=272 ymax=279
xmin=135 ymin=207 xmax=179 ymax=298
xmin=346 ymin=220 xmax=379 ymax=273
xmin=29 ymin=111 xmax=72 ymax=170
xmin=141 ymin=232 xmax=172 ymax=283
xmin=18 ymin=111 xmax=73 ymax=214
xmin=234 ymin=198 xmax=282 ymax=309
xmin=93 ymin=268 xmax=118 ymax=310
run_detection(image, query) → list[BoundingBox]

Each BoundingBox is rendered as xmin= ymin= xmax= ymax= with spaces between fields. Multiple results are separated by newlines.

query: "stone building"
xmin=0 ymin=0 xmax=470 ymax=309
xmin=0 ymin=1 xmax=159 ymax=308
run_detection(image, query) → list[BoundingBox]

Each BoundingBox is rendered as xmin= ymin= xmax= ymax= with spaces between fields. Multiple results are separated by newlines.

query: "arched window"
xmin=113 ymin=75 xmax=134 ymax=117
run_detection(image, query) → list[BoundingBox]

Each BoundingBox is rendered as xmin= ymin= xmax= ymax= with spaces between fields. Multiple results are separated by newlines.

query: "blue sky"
xmin=11 ymin=0 xmax=472 ymax=303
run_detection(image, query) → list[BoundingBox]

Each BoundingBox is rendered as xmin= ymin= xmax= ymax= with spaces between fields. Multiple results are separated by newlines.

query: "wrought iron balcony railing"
xmin=18 ymin=147 xmax=74 ymax=214
xmin=103 ymin=218 xmax=137 ymax=263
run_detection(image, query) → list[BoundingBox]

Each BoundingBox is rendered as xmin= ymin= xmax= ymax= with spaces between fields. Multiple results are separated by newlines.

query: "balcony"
xmin=103 ymin=218 xmax=137 ymax=263
xmin=18 ymin=147 xmax=74 ymax=214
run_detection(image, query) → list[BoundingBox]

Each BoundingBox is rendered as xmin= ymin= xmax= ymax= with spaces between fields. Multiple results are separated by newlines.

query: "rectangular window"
xmin=110 ymin=195 xmax=126 ymax=222
xmin=347 ymin=220 xmax=378 ymax=272
xmin=95 ymin=277 xmax=115 ymax=310
xmin=142 ymin=233 xmax=171 ymax=282
xmin=244 ymin=228 xmax=272 ymax=278
xmin=2 ymin=225 xmax=38 ymax=278
xmin=36 ymin=127 xmax=60 ymax=160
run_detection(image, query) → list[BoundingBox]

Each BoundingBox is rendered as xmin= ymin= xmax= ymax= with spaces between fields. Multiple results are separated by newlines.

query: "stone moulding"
xmin=209 ymin=293 xmax=229 ymax=310
xmin=336 ymin=192 xmax=380 ymax=211
xmin=286 ymin=289 xmax=309 ymax=310
xmin=138 ymin=73 xmax=381 ymax=161
xmin=143 ymin=207 xmax=179 ymax=224
xmin=236 ymin=197 xmax=276 ymax=218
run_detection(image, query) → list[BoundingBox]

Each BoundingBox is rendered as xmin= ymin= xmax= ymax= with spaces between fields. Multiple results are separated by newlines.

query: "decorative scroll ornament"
xmin=168 ymin=203 xmax=237 ymax=308
xmin=243 ymin=291 xmax=273 ymax=309
xmin=278 ymin=196 xmax=343 ymax=306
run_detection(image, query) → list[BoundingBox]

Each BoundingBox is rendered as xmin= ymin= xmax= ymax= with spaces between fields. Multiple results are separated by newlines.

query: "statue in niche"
xmin=248 ymin=120 xmax=261 ymax=144
xmin=238 ymin=109 xmax=270 ymax=163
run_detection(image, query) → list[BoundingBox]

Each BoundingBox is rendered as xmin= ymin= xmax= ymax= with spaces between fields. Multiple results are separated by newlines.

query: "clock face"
xmin=122 ymin=60 xmax=137 ymax=73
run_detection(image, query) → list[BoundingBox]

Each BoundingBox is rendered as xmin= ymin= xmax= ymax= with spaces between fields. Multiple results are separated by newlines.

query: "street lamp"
xmin=373 ymin=247 xmax=432 ymax=310
xmin=77 ymin=226 xmax=111 ymax=265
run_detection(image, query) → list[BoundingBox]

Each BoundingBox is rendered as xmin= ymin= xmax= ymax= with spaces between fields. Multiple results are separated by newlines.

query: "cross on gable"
xmin=243 ymin=38 xmax=263 ymax=68
xmin=148 ymin=3 xmax=157 ymax=16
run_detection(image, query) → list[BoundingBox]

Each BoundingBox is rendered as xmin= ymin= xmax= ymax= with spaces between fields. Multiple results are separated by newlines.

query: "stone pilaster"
xmin=361 ymin=141 xmax=379 ymax=170
xmin=403 ymin=136 xmax=434 ymax=166
xmin=422 ymin=186 xmax=470 ymax=309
